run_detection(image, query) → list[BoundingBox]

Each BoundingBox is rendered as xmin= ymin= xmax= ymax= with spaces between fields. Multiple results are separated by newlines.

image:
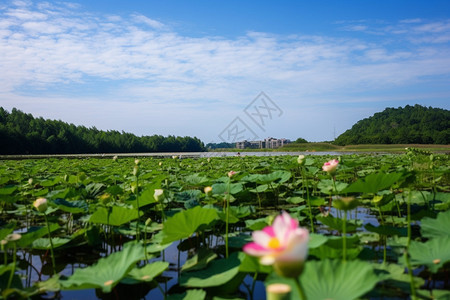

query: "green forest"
xmin=334 ymin=105 xmax=449 ymax=145
xmin=0 ymin=107 xmax=205 ymax=154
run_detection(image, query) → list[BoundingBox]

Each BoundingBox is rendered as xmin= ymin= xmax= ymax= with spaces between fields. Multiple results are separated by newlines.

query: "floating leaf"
xmin=365 ymin=224 xmax=406 ymax=237
xmin=343 ymin=172 xmax=403 ymax=194
xmin=317 ymin=215 xmax=359 ymax=233
xmin=0 ymin=222 xmax=16 ymax=240
xmin=407 ymin=237 xmax=450 ymax=273
xmin=89 ymin=206 xmax=142 ymax=226
xmin=60 ymin=242 xmax=145 ymax=293
xmin=161 ymin=206 xmax=218 ymax=244
xmin=167 ymin=289 xmax=207 ymax=300
xmin=0 ymin=185 xmax=17 ymax=195
xmin=421 ymin=210 xmax=450 ymax=238
xmin=180 ymin=252 xmax=240 ymax=288
xmin=52 ymin=199 xmax=88 ymax=214
xmin=31 ymin=237 xmax=71 ymax=250
xmin=266 ymin=259 xmax=379 ymax=300
xmin=182 ymin=248 xmax=217 ymax=272
xmin=16 ymin=224 xmax=60 ymax=248
xmin=238 ymin=252 xmax=272 ymax=274
xmin=212 ymin=183 xmax=243 ymax=195
xmin=125 ymin=261 xmax=169 ymax=283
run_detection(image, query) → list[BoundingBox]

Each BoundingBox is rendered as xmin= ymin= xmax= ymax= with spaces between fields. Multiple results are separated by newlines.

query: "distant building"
xmin=236 ymin=137 xmax=291 ymax=149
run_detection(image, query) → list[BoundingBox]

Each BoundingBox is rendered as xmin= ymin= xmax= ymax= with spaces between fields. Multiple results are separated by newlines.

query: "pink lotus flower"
xmin=243 ymin=212 xmax=309 ymax=277
xmin=322 ymin=159 xmax=339 ymax=174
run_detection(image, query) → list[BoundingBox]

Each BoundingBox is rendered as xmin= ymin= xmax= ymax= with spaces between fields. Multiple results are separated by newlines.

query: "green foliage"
xmin=60 ymin=242 xmax=145 ymax=293
xmin=161 ymin=206 xmax=218 ymax=244
xmin=0 ymin=107 xmax=205 ymax=154
xmin=334 ymin=104 xmax=450 ymax=145
xmin=267 ymin=259 xmax=380 ymax=300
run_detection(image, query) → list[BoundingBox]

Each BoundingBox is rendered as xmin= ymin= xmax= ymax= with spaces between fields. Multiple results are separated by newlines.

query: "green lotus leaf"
xmin=238 ymin=252 xmax=272 ymax=274
xmin=343 ymin=172 xmax=404 ymax=194
xmin=407 ymin=237 xmax=450 ymax=273
xmin=182 ymin=248 xmax=217 ymax=272
xmin=179 ymin=252 xmax=240 ymax=288
xmin=126 ymin=261 xmax=169 ymax=282
xmin=16 ymin=224 xmax=60 ymax=248
xmin=161 ymin=206 xmax=218 ymax=244
xmin=316 ymin=215 xmax=359 ymax=233
xmin=245 ymin=217 xmax=269 ymax=231
xmin=421 ymin=210 xmax=450 ymax=238
xmin=0 ymin=222 xmax=16 ymax=240
xmin=266 ymin=259 xmax=379 ymax=300
xmin=211 ymin=183 xmax=243 ymax=195
xmin=0 ymin=185 xmax=17 ymax=195
xmin=60 ymin=242 xmax=145 ymax=293
xmin=31 ymin=237 xmax=71 ymax=250
xmin=365 ymin=224 xmax=407 ymax=237
xmin=242 ymin=171 xmax=291 ymax=184
xmin=183 ymin=174 xmax=210 ymax=186
xmin=89 ymin=206 xmax=142 ymax=226
xmin=318 ymin=179 xmax=348 ymax=195
xmin=167 ymin=289 xmax=207 ymax=300
xmin=309 ymin=233 xmax=328 ymax=248
xmin=52 ymin=199 xmax=88 ymax=213
xmin=34 ymin=274 xmax=61 ymax=293
xmin=249 ymin=184 xmax=268 ymax=193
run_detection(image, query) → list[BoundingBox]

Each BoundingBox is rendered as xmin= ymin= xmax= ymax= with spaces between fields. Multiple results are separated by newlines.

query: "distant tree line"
xmin=334 ymin=105 xmax=449 ymax=145
xmin=0 ymin=107 xmax=206 ymax=154
xmin=206 ymin=142 xmax=235 ymax=149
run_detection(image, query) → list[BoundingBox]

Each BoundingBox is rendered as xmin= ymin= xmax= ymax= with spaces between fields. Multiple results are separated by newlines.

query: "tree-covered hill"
xmin=0 ymin=107 xmax=205 ymax=154
xmin=334 ymin=105 xmax=449 ymax=145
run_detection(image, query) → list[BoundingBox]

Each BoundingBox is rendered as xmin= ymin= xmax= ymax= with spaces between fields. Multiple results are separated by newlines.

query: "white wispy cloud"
xmin=0 ymin=1 xmax=449 ymax=142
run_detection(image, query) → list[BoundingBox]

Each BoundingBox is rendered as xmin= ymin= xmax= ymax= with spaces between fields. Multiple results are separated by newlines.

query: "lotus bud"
xmin=297 ymin=155 xmax=305 ymax=166
xmin=113 ymin=155 xmax=118 ymax=161
xmin=266 ymin=283 xmax=291 ymax=300
xmin=133 ymin=165 xmax=139 ymax=177
xmin=135 ymin=159 xmax=140 ymax=165
xmin=333 ymin=196 xmax=359 ymax=211
xmin=159 ymin=161 xmax=163 ymax=166
xmin=33 ymin=197 xmax=48 ymax=213
xmin=145 ymin=218 xmax=152 ymax=226
xmin=204 ymin=186 xmax=213 ymax=196
xmin=154 ymin=189 xmax=165 ymax=202
xmin=228 ymin=171 xmax=236 ymax=178
xmin=28 ymin=178 xmax=33 ymax=185
xmin=172 ymin=155 xmax=178 ymax=159
xmin=131 ymin=184 xmax=137 ymax=194
xmin=207 ymin=157 xmax=211 ymax=163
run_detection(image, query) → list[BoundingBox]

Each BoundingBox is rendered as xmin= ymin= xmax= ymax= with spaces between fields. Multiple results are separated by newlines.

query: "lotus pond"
xmin=0 ymin=150 xmax=449 ymax=300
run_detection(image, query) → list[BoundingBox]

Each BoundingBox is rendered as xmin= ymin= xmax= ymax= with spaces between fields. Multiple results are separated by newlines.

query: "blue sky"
xmin=1 ymin=0 xmax=449 ymax=144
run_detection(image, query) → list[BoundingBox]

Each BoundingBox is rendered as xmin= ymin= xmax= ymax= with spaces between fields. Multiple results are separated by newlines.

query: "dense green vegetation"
xmin=0 ymin=108 xmax=205 ymax=154
xmin=0 ymin=152 xmax=449 ymax=299
xmin=334 ymin=105 xmax=449 ymax=145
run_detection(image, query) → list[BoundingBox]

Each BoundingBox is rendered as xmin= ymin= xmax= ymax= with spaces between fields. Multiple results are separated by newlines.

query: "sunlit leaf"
xmin=421 ymin=210 xmax=450 ymax=238
xmin=407 ymin=237 xmax=450 ymax=273
xmin=266 ymin=259 xmax=379 ymax=300
xmin=89 ymin=206 xmax=142 ymax=226
xmin=161 ymin=206 xmax=218 ymax=244
xmin=343 ymin=172 xmax=404 ymax=194
xmin=180 ymin=252 xmax=240 ymax=288
xmin=60 ymin=242 xmax=145 ymax=293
